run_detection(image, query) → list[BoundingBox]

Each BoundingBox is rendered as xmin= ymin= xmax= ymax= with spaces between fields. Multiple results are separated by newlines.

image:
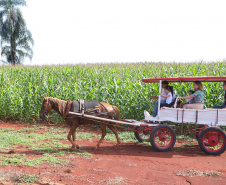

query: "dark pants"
xmin=161 ymin=103 xmax=171 ymax=107
xmin=212 ymin=105 xmax=226 ymax=109
xmin=153 ymin=100 xmax=166 ymax=117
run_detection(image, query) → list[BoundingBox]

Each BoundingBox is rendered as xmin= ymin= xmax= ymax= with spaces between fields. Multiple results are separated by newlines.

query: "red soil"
xmin=0 ymin=122 xmax=226 ymax=185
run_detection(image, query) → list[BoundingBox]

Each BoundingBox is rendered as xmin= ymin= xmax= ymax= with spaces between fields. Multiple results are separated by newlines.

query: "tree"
xmin=0 ymin=0 xmax=34 ymax=65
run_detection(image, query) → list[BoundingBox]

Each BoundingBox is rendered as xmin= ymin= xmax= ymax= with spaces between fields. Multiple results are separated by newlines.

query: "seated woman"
xmin=179 ymin=81 xmax=204 ymax=110
xmin=212 ymin=81 xmax=226 ymax=109
xmin=151 ymin=80 xmax=169 ymax=117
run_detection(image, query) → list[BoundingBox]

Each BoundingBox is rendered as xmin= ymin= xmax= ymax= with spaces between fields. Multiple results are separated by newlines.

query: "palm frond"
xmin=0 ymin=0 xmax=26 ymax=8
xmin=0 ymin=0 xmax=33 ymax=65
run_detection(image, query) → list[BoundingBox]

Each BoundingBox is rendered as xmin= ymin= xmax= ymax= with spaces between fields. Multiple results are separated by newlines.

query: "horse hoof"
xmin=71 ymin=144 xmax=79 ymax=150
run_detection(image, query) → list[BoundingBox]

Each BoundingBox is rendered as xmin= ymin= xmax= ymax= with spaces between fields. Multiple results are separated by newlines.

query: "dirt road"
xmin=0 ymin=122 xmax=225 ymax=185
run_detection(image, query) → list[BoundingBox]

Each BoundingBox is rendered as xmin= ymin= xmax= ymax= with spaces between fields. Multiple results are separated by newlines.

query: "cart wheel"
xmin=150 ymin=124 xmax=176 ymax=152
xmin=134 ymin=126 xmax=152 ymax=142
xmin=195 ymin=125 xmax=208 ymax=141
xmin=198 ymin=127 xmax=226 ymax=155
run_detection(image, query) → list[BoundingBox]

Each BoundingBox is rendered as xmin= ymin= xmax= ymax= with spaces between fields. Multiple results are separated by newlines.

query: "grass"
xmin=0 ymin=153 xmax=69 ymax=167
xmin=0 ymin=169 xmax=42 ymax=184
xmin=0 ymin=62 xmax=226 ymax=122
xmin=174 ymin=143 xmax=196 ymax=151
xmin=0 ymin=125 xmax=97 ymax=149
xmin=0 ymin=125 xmax=93 ymax=167
xmin=101 ymin=176 xmax=125 ymax=185
xmin=16 ymin=173 xmax=41 ymax=184
xmin=177 ymin=135 xmax=196 ymax=141
xmin=104 ymin=131 xmax=138 ymax=142
xmin=176 ymin=170 xmax=222 ymax=177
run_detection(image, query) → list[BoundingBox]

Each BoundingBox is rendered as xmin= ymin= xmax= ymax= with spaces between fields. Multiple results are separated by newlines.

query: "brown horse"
xmin=39 ymin=96 xmax=121 ymax=149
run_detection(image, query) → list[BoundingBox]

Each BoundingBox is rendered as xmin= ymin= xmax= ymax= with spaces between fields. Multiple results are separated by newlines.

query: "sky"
xmin=19 ymin=0 xmax=226 ymax=65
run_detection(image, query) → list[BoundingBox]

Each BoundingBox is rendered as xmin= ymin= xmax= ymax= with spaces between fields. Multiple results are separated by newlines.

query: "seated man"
xmin=151 ymin=80 xmax=171 ymax=117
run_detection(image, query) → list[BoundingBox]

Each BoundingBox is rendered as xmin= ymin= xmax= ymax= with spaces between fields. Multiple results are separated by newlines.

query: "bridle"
xmin=42 ymin=99 xmax=51 ymax=116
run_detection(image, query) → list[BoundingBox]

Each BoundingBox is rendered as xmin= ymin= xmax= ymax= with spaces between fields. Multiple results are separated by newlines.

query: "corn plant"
xmin=0 ymin=61 xmax=225 ymax=122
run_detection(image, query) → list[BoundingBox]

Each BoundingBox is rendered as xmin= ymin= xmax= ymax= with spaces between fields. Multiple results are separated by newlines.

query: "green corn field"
xmin=0 ymin=62 xmax=225 ymax=122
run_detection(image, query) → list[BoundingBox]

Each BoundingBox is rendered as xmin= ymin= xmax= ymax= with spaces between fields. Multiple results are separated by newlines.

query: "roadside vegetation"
xmin=0 ymin=62 xmax=225 ymax=123
xmin=0 ymin=125 xmax=92 ymax=168
xmin=0 ymin=124 xmax=198 ymax=168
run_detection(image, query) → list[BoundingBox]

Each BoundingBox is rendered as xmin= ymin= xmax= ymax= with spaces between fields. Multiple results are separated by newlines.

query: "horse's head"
xmin=39 ymin=96 xmax=53 ymax=119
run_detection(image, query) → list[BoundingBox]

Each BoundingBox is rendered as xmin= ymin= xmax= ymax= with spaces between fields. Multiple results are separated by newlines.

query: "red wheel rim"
xmin=202 ymin=130 xmax=225 ymax=152
xmin=154 ymin=128 xmax=174 ymax=149
xmin=137 ymin=127 xmax=152 ymax=141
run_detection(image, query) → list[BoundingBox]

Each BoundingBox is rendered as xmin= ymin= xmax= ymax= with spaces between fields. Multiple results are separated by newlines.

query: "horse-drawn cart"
xmin=68 ymin=76 xmax=226 ymax=155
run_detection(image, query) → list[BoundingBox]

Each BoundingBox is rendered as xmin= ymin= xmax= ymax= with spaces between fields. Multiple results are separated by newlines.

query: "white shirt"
xmin=166 ymin=92 xmax=173 ymax=104
xmin=160 ymin=89 xmax=167 ymax=101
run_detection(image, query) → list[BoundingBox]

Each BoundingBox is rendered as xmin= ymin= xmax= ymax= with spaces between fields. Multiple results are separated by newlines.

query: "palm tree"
xmin=0 ymin=0 xmax=34 ymax=65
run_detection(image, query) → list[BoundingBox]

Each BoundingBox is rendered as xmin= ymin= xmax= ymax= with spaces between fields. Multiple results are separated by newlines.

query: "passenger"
xmin=151 ymin=80 xmax=169 ymax=117
xmin=179 ymin=81 xmax=204 ymax=109
xmin=212 ymin=81 xmax=226 ymax=109
xmin=181 ymin=90 xmax=195 ymax=108
xmin=159 ymin=86 xmax=173 ymax=107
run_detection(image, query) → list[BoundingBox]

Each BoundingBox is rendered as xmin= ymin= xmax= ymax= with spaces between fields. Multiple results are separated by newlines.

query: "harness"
xmin=62 ymin=100 xmax=73 ymax=119
xmin=78 ymin=99 xmax=85 ymax=116
xmin=71 ymin=99 xmax=100 ymax=113
xmin=68 ymin=99 xmax=117 ymax=123
xmin=99 ymin=102 xmax=117 ymax=120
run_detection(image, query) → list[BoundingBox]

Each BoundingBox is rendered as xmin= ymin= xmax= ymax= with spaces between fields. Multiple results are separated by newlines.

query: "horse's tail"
xmin=112 ymin=105 xmax=121 ymax=121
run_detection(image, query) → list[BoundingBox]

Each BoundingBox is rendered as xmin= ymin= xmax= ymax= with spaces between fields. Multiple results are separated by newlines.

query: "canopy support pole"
xmin=157 ymin=80 xmax=162 ymax=120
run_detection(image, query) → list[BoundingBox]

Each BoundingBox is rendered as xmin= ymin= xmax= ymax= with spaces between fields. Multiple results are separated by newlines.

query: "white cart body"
xmin=144 ymin=107 xmax=226 ymax=126
xmin=142 ymin=76 xmax=226 ymax=126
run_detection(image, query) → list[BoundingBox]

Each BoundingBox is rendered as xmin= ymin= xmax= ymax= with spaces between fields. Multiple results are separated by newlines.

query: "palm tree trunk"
xmin=13 ymin=41 xmax=16 ymax=65
xmin=10 ymin=8 xmax=16 ymax=65
xmin=10 ymin=38 xmax=16 ymax=65
xmin=11 ymin=42 xmax=13 ymax=65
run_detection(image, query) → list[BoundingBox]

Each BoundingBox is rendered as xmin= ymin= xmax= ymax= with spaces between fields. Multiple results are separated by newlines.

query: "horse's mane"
xmin=47 ymin=97 xmax=72 ymax=118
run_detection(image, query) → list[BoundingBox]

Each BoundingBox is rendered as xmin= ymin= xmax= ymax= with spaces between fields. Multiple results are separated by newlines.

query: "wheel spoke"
xmin=135 ymin=126 xmax=152 ymax=142
xmin=150 ymin=125 xmax=176 ymax=152
xmin=154 ymin=128 xmax=173 ymax=148
xmin=202 ymin=130 xmax=225 ymax=152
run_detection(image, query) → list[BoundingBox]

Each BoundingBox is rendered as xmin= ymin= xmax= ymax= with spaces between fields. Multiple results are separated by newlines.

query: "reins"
xmin=62 ymin=100 xmax=73 ymax=119
xmin=43 ymin=100 xmax=50 ymax=116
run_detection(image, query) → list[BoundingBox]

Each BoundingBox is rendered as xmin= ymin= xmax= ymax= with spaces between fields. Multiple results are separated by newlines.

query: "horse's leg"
xmin=95 ymin=124 xmax=107 ymax=149
xmin=67 ymin=125 xmax=79 ymax=149
xmin=72 ymin=125 xmax=79 ymax=149
xmin=107 ymin=124 xmax=121 ymax=145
